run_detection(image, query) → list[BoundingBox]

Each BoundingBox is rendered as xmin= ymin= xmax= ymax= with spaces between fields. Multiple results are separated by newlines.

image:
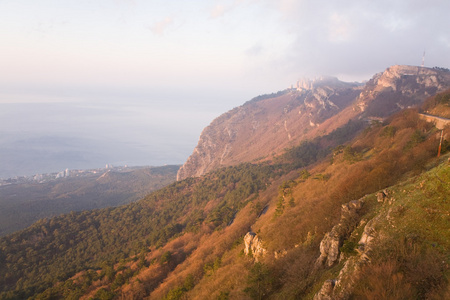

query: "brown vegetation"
xmin=1 ymin=106 xmax=449 ymax=299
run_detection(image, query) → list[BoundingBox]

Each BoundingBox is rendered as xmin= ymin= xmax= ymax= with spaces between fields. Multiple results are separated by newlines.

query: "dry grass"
xmin=85 ymin=110 xmax=447 ymax=299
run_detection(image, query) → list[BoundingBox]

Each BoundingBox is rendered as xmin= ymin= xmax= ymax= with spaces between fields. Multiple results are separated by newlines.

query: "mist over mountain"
xmin=178 ymin=65 xmax=450 ymax=180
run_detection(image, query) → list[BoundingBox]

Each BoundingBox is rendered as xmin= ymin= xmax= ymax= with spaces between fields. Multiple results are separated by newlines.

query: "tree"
xmin=245 ymin=262 xmax=274 ymax=300
xmin=160 ymin=251 xmax=172 ymax=264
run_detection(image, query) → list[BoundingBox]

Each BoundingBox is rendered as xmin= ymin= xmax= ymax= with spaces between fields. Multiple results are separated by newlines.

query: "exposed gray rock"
xmin=315 ymin=214 xmax=380 ymax=300
xmin=377 ymin=190 xmax=388 ymax=203
xmin=178 ymin=66 xmax=450 ymax=180
xmin=318 ymin=229 xmax=342 ymax=267
xmin=317 ymin=198 xmax=365 ymax=267
xmin=357 ymin=217 xmax=377 ymax=260
xmin=177 ymin=78 xmax=360 ymax=180
xmin=313 ymin=279 xmax=335 ymax=300
xmin=244 ymin=231 xmax=266 ymax=262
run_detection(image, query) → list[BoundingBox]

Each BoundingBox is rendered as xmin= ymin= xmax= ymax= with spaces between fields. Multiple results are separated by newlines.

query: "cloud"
xmin=210 ymin=5 xmax=227 ymax=18
xmin=328 ymin=13 xmax=352 ymax=43
xmin=209 ymin=0 xmax=248 ymax=19
xmin=263 ymin=0 xmax=450 ymax=79
xmin=113 ymin=0 xmax=136 ymax=5
xmin=150 ymin=17 xmax=174 ymax=36
xmin=245 ymin=43 xmax=264 ymax=56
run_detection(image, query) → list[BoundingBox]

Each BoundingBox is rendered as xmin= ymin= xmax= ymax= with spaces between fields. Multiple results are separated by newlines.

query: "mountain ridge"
xmin=0 ymin=66 xmax=449 ymax=299
xmin=178 ymin=65 xmax=450 ymax=180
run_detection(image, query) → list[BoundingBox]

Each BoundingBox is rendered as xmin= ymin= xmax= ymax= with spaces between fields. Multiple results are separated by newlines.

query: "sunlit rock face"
xmin=356 ymin=65 xmax=450 ymax=116
xmin=177 ymin=65 xmax=450 ymax=180
xmin=244 ymin=231 xmax=266 ymax=262
xmin=177 ymin=77 xmax=360 ymax=180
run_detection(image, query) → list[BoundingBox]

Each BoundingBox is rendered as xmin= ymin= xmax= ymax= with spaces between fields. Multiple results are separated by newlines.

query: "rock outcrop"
xmin=314 ymin=187 xmax=405 ymax=299
xmin=356 ymin=65 xmax=450 ymax=116
xmin=317 ymin=199 xmax=364 ymax=267
xmin=178 ymin=65 xmax=450 ymax=180
xmin=244 ymin=231 xmax=266 ymax=262
xmin=313 ymin=213 xmax=380 ymax=300
xmin=314 ymin=279 xmax=336 ymax=300
xmin=177 ymin=78 xmax=361 ymax=180
xmin=376 ymin=189 xmax=388 ymax=203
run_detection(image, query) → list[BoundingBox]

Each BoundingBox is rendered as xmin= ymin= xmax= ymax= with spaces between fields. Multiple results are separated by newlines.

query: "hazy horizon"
xmin=1 ymin=0 xmax=449 ymax=178
xmin=0 ymin=89 xmax=252 ymax=178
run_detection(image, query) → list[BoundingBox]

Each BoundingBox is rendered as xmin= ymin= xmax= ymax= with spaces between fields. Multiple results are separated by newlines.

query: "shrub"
xmin=380 ymin=125 xmax=396 ymax=138
xmin=343 ymin=146 xmax=362 ymax=163
xmin=244 ymin=262 xmax=274 ymax=300
xmin=92 ymin=288 xmax=115 ymax=300
xmin=340 ymin=240 xmax=357 ymax=256
xmin=160 ymin=251 xmax=172 ymax=264
xmin=351 ymin=261 xmax=414 ymax=300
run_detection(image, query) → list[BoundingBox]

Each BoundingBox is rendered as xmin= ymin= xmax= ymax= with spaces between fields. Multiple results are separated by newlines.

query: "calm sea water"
xmin=0 ymin=98 xmax=223 ymax=178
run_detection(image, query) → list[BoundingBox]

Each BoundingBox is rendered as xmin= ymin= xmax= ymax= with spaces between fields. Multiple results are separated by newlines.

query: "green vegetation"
xmin=380 ymin=125 xmax=396 ymax=138
xmin=163 ymin=274 xmax=195 ymax=300
xmin=0 ymin=165 xmax=179 ymax=236
xmin=0 ymin=108 xmax=448 ymax=299
xmin=435 ymin=91 xmax=450 ymax=104
xmin=351 ymin=163 xmax=450 ymax=299
xmin=342 ymin=146 xmax=362 ymax=163
xmin=274 ymin=180 xmax=297 ymax=217
xmin=0 ymin=162 xmax=284 ymax=299
xmin=421 ymin=89 xmax=450 ymax=118
xmin=278 ymin=118 xmax=366 ymax=169
xmin=245 ymin=262 xmax=274 ymax=300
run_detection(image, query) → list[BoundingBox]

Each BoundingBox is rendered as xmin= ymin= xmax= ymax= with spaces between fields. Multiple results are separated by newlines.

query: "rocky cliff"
xmin=244 ymin=231 xmax=266 ymax=262
xmin=178 ymin=65 xmax=450 ymax=180
xmin=355 ymin=65 xmax=450 ymax=116
xmin=177 ymin=77 xmax=361 ymax=180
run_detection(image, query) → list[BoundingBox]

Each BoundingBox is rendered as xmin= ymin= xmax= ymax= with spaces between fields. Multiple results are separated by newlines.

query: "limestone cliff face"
xmin=316 ymin=199 xmax=364 ymax=267
xmin=356 ymin=65 xmax=450 ymax=116
xmin=177 ymin=77 xmax=360 ymax=180
xmin=244 ymin=231 xmax=266 ymax=262
xmin=178 ymin=65 xmax=450 ymax=180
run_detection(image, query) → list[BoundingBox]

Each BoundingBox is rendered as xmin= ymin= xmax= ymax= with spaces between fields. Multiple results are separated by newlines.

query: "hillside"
xmin=0 ymin=98 xmax=449 ymax=299
xmin=178 ymin=65 xmax=450 ymax=180
xmin=0 ymin=165 xmax=179 ymax=236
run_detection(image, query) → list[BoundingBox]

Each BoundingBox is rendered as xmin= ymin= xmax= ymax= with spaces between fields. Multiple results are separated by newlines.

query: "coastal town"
xmin=0 ymin=164 xmax=131 ymax=187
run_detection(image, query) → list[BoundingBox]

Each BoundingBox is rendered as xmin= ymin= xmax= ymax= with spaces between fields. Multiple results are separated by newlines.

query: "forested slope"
xmin=0 ymin=165 xmax=179 ymax=236
xmin=0 ymin=92 xmax=449 ymax=299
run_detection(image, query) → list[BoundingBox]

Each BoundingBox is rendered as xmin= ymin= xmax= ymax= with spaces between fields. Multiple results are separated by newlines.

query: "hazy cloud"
xmin=327 ymin=13 xmax=352 ymax=43
xmin=245 ymin=43 xmax=264 ymax=56
xmin=264 ymin=0 xmax=450 ymax=79
xmin=209 ymin=0 xmax=247 ymax=19
xmin=210 ymin=5 xmax=227 ymax=18
xmin=150 ymin=17 xmax=173 ymax=36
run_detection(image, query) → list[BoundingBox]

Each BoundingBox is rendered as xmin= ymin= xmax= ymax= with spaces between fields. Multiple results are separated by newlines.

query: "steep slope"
xmin=177 ymin=77 xmax=361 ymax=181
xmin=313 ymin=162 xmax=450 ymax=299
xmin=356 ymin=65 xmax=450 ymax=116
xmin=178 ymin=65 xmax=450 ymax=180
xmin=1 ymin=68 xmax=450 ymax=300
xmin=1 ymin=104 xmax=448 ymax=299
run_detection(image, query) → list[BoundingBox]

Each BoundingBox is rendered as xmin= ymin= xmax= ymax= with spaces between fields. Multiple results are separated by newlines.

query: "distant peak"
xmin=381 ymin=64 xmax=443 ymax=77
xmin=292 ymin=76 xmax=339 ymax=91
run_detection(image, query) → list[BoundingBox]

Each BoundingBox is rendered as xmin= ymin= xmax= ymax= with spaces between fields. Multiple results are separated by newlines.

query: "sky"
xmin=1 ymin=0 xmax=449 ymax=177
